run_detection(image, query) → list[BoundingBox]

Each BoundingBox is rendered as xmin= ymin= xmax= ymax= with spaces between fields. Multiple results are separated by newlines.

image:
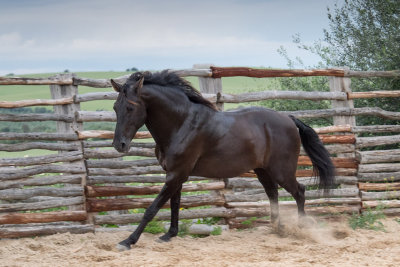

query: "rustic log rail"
xmin=1 ymin=66 xmax=400 ymax=238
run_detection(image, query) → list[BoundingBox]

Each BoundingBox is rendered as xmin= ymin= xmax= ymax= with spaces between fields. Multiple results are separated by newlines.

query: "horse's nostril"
xmin=121 ymin=142 xmax=126 ymax=149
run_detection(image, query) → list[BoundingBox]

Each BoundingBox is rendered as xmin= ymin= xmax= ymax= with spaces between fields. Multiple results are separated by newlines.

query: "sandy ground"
xmin=1 ymin=216 xmax=400 ymax=267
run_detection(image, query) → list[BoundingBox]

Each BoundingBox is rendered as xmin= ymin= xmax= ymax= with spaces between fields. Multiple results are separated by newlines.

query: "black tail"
xmin=290 ymin=115 xmax=335 ymax=190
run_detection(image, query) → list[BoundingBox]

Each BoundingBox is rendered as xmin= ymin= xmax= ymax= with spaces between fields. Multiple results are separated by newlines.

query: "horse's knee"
xmin=298 ymin=183 xmax=305 ymax=194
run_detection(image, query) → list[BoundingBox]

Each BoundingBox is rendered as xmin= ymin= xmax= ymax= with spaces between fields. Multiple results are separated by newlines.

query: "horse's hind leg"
xmin=254 ymin=168 xmax=280 ymax=224
xmin=158 ymin=184 xmax=182 ymax=242
xmin=262 ymin=164 xmax=306 ymax=220
xmin=279 ymin=176 xmax=306 ymax=218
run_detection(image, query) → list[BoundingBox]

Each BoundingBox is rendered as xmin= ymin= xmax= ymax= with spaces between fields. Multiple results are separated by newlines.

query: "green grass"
xmin=143 ymin=220 xmax=166 ymax=234
xmin=241 ymin=217 xmax=258 ymax=226
xmin=348 ymin=206 xmax=386 ymax=231
xmin=210 ymin=226 xmax=222 ymax=236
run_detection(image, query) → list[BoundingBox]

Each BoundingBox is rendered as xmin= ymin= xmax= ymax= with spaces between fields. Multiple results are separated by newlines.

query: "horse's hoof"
xmin=116 ymin=242 xmax=131 ymax=251
xmin=157 ymin=234 xmax=173 ymax=243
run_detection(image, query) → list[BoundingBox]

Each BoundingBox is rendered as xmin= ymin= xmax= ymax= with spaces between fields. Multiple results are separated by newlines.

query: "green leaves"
xmin=348 ymin=206 xmax=386 ymax=231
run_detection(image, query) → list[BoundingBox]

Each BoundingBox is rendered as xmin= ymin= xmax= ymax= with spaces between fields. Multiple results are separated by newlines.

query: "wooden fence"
xmin=0 ymin=66 xmax=399 ymax=238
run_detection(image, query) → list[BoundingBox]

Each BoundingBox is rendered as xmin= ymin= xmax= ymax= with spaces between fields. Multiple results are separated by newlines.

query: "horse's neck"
xmin=143 ymin=86 xmax=190 ymax=148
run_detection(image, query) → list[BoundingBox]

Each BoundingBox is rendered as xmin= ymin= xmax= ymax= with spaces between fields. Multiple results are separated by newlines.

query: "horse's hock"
xmin=1 ymin=67 xmax=400 ymax=238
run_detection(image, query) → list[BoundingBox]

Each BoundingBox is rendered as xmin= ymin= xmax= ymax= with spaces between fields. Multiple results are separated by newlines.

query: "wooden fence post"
xmin=50 ymin=73 xmax=86 ymax=212
xmin=329 ymin=68 xmax=358 ymax=193
xmin=193 ymin=64 xmax=223 ymax=111
xmin=329 ymin=68 xmax=356 ymax=127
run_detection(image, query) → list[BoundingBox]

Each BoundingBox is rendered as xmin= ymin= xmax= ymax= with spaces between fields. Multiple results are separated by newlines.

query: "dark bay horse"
xmin=111 ymin=71 xmax=335 ymax=250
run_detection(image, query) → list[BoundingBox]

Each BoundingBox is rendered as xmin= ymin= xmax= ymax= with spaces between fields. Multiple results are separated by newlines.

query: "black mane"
xmin=127 ymin=70 xmax=217 ymax=111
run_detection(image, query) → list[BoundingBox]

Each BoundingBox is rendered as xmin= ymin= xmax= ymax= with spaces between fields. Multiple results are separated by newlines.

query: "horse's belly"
xmin=190 ymin=155 xmax=260 ymax=178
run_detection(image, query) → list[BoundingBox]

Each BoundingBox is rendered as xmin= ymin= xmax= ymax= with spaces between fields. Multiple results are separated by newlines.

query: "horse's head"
xmin=111 ymin=75 xmax=147 ymax=153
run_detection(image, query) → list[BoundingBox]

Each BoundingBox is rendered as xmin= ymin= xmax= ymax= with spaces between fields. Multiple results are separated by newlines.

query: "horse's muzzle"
xmin=113 ymin=137 xmax=131 ymax=153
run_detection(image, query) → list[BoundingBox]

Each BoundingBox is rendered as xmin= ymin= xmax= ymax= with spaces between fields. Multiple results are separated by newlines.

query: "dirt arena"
xmin=1 ymin=216 xmax=399 ymax=267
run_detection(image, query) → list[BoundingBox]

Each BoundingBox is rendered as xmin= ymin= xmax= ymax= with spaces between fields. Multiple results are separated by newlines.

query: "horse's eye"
xmin=127 ymin=107 xmax=133 ymax=112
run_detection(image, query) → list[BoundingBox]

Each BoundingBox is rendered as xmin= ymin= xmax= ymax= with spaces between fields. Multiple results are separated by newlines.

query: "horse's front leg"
xmin=117 ymin=173 xmax=186 ymax=251
xmin=158 ymin=184 xmax=182 ymax=242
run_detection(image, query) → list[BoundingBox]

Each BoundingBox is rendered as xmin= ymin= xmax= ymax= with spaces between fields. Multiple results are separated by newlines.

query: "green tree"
xmin=293 ymin=0 xmax=400 ymax=127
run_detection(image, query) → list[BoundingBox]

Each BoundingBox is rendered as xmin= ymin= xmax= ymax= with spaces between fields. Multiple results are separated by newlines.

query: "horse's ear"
xmin=111 ymin=79 xmax=122 ymax=92
xmin=134 ymin=76 xmax=144 ymax=96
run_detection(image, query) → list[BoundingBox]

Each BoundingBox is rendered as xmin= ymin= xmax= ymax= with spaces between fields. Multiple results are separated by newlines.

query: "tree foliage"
xmin=292 ymin=0 xmax=400 ymax=127
xmin=322 ymin=0 xmax=399 ymax=71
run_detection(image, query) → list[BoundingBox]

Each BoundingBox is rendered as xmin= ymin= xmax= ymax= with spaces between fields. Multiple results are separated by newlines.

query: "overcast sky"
xmin=0 ymin=0 xmax=343 ymax=75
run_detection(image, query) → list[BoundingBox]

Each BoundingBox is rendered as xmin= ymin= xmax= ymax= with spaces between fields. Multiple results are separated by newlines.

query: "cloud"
xmin=0 ymin=0 xmax=336 ymax=74
xmin=0 ymin=32 xmax=35 ymax=48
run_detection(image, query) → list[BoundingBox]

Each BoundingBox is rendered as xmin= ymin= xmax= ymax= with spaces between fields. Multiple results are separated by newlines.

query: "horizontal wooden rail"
xmin=226 ymin=197 xmax=361 ymax=209
xmin=211 ymin=67 xmax=346 ymax=78
xmin=75 ymin=92 xmax=118 ymax=102
xmin=0 ymin=142 xmax=80 ymax=152
xmin=87 ymin=194 xmax=225 ymax=212
xmin=94 ymin=207 xmax=234 ymax=225
xmin=84 ymin=147 xmax=155 ymax=159
xmin=227 ymin=176 xmax=357 ymax=189
xmin=225 ymin=187 xmax=359 ymax=202
xmin=0 ymin=161 xmax=86 ymax=181
xmin=0 ymin=211 xmax=87 ymax=225
xmin=88 ymin=166 xmax=163 ymax=176
xmin=352 ymin=125 xmax=400 ymax=133
xmin=284 ymin=107 xmax=400 ymax=120
xmin=0 ymin=113 xmax=74 ymax=122
xmin=240 ymin=167 xmax=357 ymax=178
xmin=0 ymin=76 xmax=73 ymax=85
xmin=358 ymin=163 xmax=400 ymax=173
xmin=361 ymin=190 xmax=400 ymax=201
xmin=348 ymin=91 xmax=400 ymax=99
xmin=362 ymin=200 xmax=400 ymax=209
xmin=85 ymin=181 xmax=225 ymax=197
xmin=87 ymin=175 xmax=207 ymax=185
xmin=357 ymin=172 xmax=400 ymax=182
xmin=356 ymin=134 xmax=400 ymax=148
xmin=211 ymin=67 xmax=400 ymax=78
xmin=77 ymin=130 xmax=151 ymax=140
xmin=0 ymin=223 xmax=94 ymax=238
xmin=86 ymin=158 xmax=158 ymax=168
xmin=0 ymin=174 xmax=83 ymax=190
xmin=298 ymin=155 xmax=358 ymax=168
xmin=219 ymin=91 xmax=347 ymax=102
xmin=345 ymin=70 xmax=400 ymax=78
xmin=0 ymin=187 xmax=83 ymax=201
xmin=0 ymin=196 xmax=85 ymax=212
xmin=357 ymin=149 xmax=400 ymax=164
xmin=0 ymin=97 xmax=74 ymax=108
xmin=0 ymin=132 xmax=78 ymax=141
xmin=313 ymin=125 xmax=352 ymax=134
xmin=319 ymin=134 xmax=356 ymax=144
xmin=358 ymin=182 xmax=400 ymax=191
xmin=83 ymin=140 xmax=155 ymax=149
xmin=0 ymin=151 xmax=83 ymax=167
